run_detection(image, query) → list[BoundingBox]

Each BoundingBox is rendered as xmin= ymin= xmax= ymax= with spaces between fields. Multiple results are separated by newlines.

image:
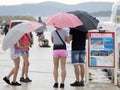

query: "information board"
xmin=88 ymin=32 xmax=115 ymax=68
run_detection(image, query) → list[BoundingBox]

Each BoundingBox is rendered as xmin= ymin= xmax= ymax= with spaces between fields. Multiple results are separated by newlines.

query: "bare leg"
xmin=74 ymin=65 xmax=80 ymax=82
xmin=41 ymin=34 xmax=45 ymax=40
xmin=80 ymin=65 xmax=84 ymax=81
xmin=53 ymin=57 xmax=59 ymax=83
xmin=6 ymin=68 xmax=14 ymax=79
xmin=21 ymin=62 xmax=25 ymax=77
xmin=12 ymin=57 xmax=20 ymax=82
xmin=21 ymin=53 xmax=29 ymax=78
xmin=38 ymin=35 xmax=41 ymax=44
xmin=60 ymin=57 xmax=66 ymax=83
xmin=38 ymin=34 xmax=45 ymax=46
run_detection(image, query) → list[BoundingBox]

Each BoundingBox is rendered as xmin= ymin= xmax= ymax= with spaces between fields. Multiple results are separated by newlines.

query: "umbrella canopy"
xmin=2 ymin=21 xmax=42 ymax=51
xmin=45 ymin=12 xmax=83 ymax=28
xmin=68 ymin=10 xmax=99 ymax=31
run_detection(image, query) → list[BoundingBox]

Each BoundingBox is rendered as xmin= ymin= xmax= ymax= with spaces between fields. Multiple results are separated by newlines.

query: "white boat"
xmin=97 ymin=1 xmax=120 ymax=31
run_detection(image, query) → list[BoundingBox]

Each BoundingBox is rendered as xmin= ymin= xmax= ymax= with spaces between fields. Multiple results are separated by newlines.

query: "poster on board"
xmin=88 ymin=32 xmax=115 ymax=68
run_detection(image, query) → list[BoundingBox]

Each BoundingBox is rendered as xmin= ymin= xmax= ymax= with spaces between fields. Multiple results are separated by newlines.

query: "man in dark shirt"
xmin=69 ymin=25 xmax=88 ymax=86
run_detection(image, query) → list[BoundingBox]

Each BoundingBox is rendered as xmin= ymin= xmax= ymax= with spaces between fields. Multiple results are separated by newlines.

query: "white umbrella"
xmin=2 ymin=21 xmax=42 ymax=51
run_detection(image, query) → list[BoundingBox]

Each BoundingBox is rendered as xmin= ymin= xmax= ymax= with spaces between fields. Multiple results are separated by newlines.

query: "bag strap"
xmin=55 ymin=30 xmax=65 ymax=45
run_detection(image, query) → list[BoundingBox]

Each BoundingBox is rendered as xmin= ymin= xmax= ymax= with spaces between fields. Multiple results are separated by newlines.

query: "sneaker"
xmin=24 ymin=77 xmax=32 ymax=82
xmin=79 ymin=81 xmax=84 ymax=86
xmin=20 ymin=77 xmax=25 ymax=82
xmin=3 ymin=77 xmax=10 ymax=85
xmin=11 ymin=82 xmax=21 ymax=86
xmin=70 ymin=81 xmax=80 ymax=86
xmin=53 ymin=83 xmax=58 ymax=88
xmin=60 ymin=83 xmax=64 ymax=88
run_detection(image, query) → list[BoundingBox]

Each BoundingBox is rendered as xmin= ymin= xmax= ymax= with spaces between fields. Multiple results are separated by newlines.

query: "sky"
xmin=0 ymin=0 xmax=117 ymax=5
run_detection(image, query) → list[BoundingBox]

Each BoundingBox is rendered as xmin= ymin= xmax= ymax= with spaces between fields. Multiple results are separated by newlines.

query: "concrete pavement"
xmin=0 ymin=31 xmax=119 ymax=90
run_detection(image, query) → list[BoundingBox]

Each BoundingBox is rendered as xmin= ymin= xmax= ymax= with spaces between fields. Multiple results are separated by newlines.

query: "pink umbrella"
xmin=2 ymin=21 xmax=42 ymax=51
xmin=45 ymin=12 xmax=83 ymax=28
xmin=25 ymin=21 xmax=42 ymax=33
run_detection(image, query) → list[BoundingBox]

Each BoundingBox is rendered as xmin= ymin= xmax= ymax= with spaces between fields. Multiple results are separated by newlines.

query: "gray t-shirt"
xmin=51 ymin=29 xmax=67 ymax=45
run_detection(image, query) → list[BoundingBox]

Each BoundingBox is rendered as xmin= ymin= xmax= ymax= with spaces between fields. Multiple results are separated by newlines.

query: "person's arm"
xmin=51 ymin=31 xmax=54 ymax=43
xmin=27 ymin=33 xmax=33 ymax=45
xmin=65 ymin=35 xmax=71 ymax=44
xmin=14 ymin=41 xmax=26 ymax=49
xmin=14 ymin=43 xmax=20 ymax=49
xmin=51 ymin=37 xmax=54 ymax=43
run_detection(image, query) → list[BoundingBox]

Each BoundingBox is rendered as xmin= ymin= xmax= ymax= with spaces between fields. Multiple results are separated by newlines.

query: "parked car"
xmin=3 ymin=20 xmax=29 ymax=35
xmin=9 ymin=20 xmax=29 ymax=29
xmin=8 ymin=19 xmax=33 ymax=45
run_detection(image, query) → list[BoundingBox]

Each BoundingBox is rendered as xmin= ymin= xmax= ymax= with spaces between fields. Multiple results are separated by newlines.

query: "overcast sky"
xmin=0 ymin=0 xmax=117 ymax=5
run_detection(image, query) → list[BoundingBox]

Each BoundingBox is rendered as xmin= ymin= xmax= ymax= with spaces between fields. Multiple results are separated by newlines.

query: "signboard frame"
xmin=88 ymin=32 xmax=115 ymax=68
xmin=86 ymin=31 xmax=117 ymax=85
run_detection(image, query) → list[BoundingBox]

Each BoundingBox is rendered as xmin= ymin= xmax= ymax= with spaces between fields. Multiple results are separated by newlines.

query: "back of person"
xmin=51 ymin=29 xmax=67 ymax=45
xmin=19 ymin=34 xmax=31 ymax=51
xmin=69 ymin=25 xmax=88 ymax=87
xmin=70 ymin=25 xmax=87 ymax=50
xmin=21 ymin=34 xmax=29 ymax=44
xmin=51 ymin=27 xmax=69 ymax=88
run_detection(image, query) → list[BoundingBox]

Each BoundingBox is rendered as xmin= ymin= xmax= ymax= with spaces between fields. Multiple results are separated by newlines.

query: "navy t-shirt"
xmin=70 ymin=26 xmax=87 ymax=50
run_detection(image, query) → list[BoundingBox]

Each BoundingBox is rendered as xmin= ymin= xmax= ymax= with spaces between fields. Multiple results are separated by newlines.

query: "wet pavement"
xmin=0 ymin=31 xmax=119 ymax=90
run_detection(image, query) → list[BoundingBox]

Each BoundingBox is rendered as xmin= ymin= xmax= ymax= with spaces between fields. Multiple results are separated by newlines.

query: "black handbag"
xmin=53 ymin=30 xmax=66 ymax=50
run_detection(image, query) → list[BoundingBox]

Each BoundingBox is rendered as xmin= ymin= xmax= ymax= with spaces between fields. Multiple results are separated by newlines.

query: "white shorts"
xmin=10 ymin=48 xmax=21 ymax=60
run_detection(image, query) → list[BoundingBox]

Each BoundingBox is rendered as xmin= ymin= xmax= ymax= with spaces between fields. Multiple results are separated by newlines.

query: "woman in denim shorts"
xmin=19 ymin=33 xmax=33 ymax=83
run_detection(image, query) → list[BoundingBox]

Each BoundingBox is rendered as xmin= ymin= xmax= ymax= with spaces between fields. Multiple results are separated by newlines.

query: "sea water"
xmin=96 ymin=17 xmax=110 ymax=22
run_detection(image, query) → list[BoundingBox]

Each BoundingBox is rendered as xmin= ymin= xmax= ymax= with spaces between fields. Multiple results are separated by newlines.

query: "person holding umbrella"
xmin=51 ymin=26 xmax=69 ymax=88
xmin=3 ymin=41 xmax=22 ymax=86
xmin=69 ymin=25 xmax=88 ymax=87
xmin=3 ymin=33 xmax=33 ymax=86
xmin=19 ymin=33 xmax=33 ymax=83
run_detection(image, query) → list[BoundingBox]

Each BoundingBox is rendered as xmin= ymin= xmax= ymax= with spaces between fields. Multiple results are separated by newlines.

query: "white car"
xmin=9 ymin=20 xmax=29 ymax=29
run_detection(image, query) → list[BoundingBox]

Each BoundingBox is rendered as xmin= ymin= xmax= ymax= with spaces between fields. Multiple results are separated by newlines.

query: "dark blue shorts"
xmin=71 ymin=50 xmax=86 ymax=64
xmin=37 ymin=32 xmax=43 ymax=36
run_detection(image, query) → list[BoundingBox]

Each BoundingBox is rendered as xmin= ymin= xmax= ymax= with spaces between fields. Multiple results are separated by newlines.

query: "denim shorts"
xmin=11 ymin=49 xmax=29 ymax=60
xmin=37 ymin=32 xmax=43 ymax=36
xmin=71 ymin=50 xmax=86 ymax=64
xmin=20 ymin=50 xmax=29 ymax=55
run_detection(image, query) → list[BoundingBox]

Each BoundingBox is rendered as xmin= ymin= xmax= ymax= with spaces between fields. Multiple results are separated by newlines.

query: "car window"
xmin=11 ymin=22 xmax=22 ymax=27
